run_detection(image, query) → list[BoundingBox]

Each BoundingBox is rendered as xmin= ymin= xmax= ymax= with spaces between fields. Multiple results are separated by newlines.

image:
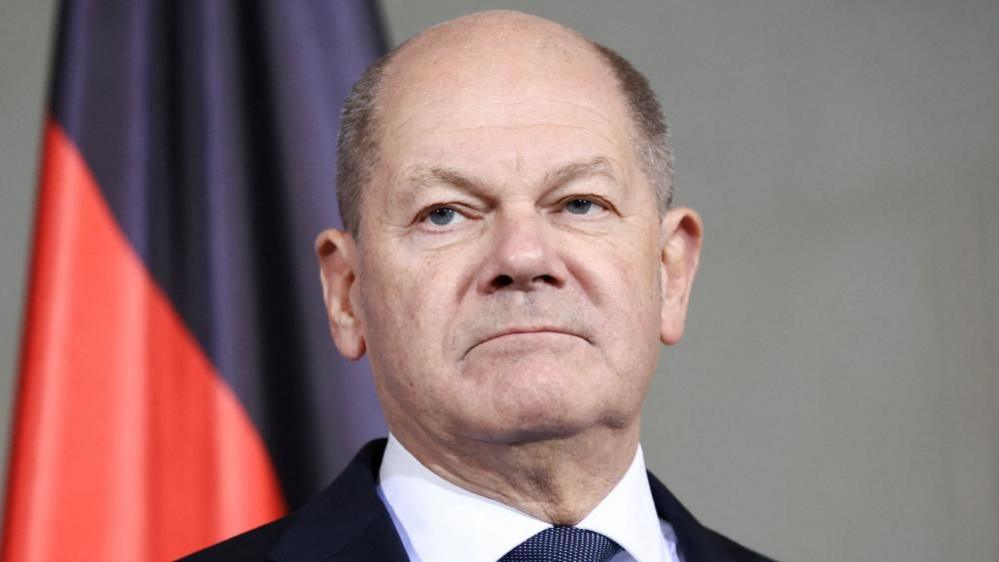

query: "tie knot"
xmin=499 ymin=526 xmax=622 ymax=562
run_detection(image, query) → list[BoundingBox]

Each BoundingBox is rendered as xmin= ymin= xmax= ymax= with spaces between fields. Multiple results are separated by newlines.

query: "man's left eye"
xmin=563 ymin=198 xmax=603 ymax=215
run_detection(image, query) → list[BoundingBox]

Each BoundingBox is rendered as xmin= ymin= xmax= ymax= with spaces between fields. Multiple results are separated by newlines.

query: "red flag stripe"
xmin=2 ymin=120 xmax=285 ymax=561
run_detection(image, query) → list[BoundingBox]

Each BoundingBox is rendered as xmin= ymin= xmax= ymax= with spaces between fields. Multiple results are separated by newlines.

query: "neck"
xmin=391 ymin=422 xmax=641 ymax=525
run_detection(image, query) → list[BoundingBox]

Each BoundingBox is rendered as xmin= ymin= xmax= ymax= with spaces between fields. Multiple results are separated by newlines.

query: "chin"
xmin=461 ymin=393 xmax=627 ymax=446
xmin=452 ymin=346 xmax=638 ymax=442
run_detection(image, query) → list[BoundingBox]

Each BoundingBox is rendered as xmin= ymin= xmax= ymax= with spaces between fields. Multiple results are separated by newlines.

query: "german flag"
xmin=2 ymin=2 xmax=387 ymax=560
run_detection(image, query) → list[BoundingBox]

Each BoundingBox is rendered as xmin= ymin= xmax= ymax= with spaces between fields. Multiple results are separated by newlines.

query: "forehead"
xmin=374 ymin=24 xmax=636 ymax=180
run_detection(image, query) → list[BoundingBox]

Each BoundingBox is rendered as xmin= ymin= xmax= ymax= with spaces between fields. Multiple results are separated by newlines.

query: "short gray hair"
xmin=335 ymin=40 xmax=673 ymax=236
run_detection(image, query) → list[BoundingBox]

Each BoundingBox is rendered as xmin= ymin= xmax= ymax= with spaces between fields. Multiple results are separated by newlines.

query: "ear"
xmin=315 ymin=228 xmax=366 ymax=360
xmin=659 ymin=207 xmax=703 ymax=345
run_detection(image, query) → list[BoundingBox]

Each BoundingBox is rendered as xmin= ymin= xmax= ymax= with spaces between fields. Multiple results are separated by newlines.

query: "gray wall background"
xmin=2 ymin=1 xmax=996 ymax=560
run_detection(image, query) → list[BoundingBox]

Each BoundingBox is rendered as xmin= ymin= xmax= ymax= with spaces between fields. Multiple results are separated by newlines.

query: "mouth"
xmin=464 ymin=327 xmax=589 ymax=357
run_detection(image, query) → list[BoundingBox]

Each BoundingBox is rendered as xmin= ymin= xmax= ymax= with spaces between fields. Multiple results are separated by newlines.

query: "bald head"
xmin=336 ymin=11 xmax=671 ymax=236
xmin=392 ymin=10 xmax=590 ymax=66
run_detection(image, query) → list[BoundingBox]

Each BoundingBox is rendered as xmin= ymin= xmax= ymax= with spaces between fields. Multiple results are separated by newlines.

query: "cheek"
xmin=623 ymin=229 xmax=664 ymax=314
xmin=578 ymin=232 xmax=662 ymax=312
xmin=576 ymin=236 xmax=663 ymax=375
xmin=362 ymin=249 xmax=464 ymax=367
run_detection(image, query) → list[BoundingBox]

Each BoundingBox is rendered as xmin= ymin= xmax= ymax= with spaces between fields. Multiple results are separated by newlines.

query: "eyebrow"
xmin=405 ymin=167 xmax=482 ymax=193
xmin=403 ymin=156 xmax=620 ymax=196
xmin=543 ymin=156 xmax=620 ymax=191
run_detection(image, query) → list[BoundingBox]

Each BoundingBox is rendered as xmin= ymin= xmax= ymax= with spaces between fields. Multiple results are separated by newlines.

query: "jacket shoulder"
xmin=176 ymin=516 xmax=292 ymax=561
xmin=176 ymin=440 xmax=400 ymax=562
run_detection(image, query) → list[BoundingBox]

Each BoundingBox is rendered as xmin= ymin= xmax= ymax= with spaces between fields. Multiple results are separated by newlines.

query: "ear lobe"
xmin=660 ymin=208 xmax=703 ymax=346
xmin=316 ymin=228 xmax=366 ymax=360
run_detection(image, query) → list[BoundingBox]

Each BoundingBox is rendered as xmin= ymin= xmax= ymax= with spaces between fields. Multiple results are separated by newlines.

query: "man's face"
xmin=323 ymin=27 xmax=694 ymax=448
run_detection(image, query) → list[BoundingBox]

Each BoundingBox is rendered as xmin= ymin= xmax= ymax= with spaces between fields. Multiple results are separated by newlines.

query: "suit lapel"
xmin=267 ymin=439 xmax=408 ymax=562
xmin=647 ymin=471 xmax=735 ymax=562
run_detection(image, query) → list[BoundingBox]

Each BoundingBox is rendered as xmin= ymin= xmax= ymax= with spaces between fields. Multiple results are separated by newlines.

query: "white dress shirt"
xmin=377 ymin=434 xmax=682 ymax=562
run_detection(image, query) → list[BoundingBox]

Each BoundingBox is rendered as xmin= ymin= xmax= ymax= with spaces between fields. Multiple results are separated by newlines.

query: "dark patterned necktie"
xmin=498 ymin=526 xmax=622 ymax=562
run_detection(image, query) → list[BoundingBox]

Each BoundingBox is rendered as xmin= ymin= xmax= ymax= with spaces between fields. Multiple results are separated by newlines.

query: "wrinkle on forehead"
xmin=401 ymin=156 xmax=622 ymax=194
xmin=384 ymin=95 xmax=625 ymax=139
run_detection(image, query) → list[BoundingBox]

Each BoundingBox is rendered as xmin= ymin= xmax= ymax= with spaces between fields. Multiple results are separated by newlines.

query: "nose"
xmin=477 ymin=211 xmax=568 ymax=293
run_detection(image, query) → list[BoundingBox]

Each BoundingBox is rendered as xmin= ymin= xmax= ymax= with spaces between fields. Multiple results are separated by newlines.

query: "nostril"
xmin=492 ymin=274 xmax=514 ymax=289
xmin=537 ymin=274 xmax=558 ymax=286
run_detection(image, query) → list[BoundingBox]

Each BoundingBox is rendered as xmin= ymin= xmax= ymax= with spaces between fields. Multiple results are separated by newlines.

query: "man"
xmin=184 ymin=10 xmax=773 ymax=562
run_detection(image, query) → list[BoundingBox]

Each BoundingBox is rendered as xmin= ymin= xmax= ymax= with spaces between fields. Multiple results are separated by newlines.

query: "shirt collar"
xmin=377 ymin=433 xmax=669 ymax=562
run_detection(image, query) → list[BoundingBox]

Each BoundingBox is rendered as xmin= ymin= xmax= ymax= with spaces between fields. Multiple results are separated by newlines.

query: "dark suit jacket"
xmin=180 ymin=439 xmax=774 ymax=561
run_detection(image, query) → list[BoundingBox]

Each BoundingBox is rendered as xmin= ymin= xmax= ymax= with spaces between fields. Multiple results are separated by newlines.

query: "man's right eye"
xmin=422 ymin=207 xmax=467 ymax=227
